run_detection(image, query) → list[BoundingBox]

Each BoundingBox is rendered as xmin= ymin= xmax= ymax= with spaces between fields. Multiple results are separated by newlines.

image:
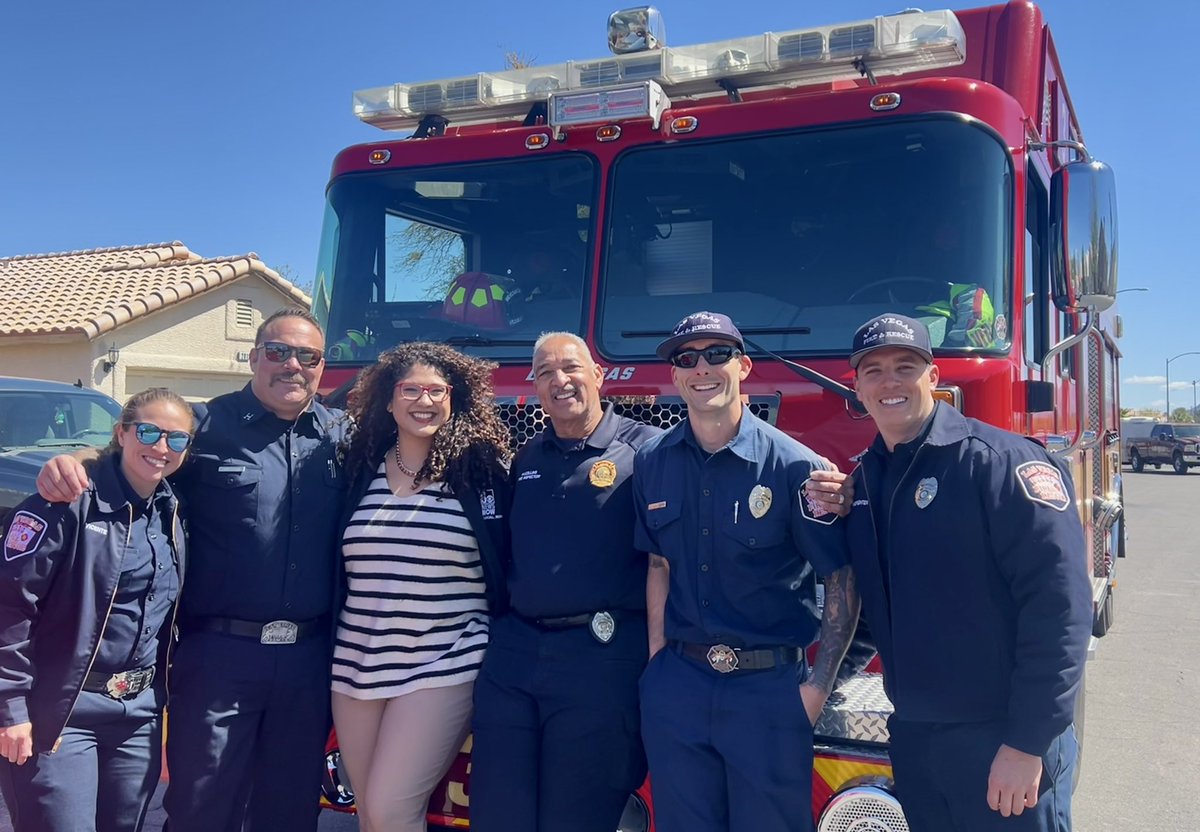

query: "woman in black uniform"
xmin=0 ymin=387 xmax=193 ymax=832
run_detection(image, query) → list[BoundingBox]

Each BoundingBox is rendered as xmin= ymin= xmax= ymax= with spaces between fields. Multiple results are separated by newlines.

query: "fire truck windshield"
xmin=598 ymin=117 xmax=1013 ymax=360
xmin=313 ymin=154 xmax=597 ymax=363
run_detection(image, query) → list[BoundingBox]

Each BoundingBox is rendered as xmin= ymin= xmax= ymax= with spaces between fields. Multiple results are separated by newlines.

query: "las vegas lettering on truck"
xmin=312 ymin=2 xmax=1123 ymax=830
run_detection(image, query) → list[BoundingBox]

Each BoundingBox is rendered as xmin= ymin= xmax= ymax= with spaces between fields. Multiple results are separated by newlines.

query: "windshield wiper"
xmin=619 ymin=326 xmax=863 ymax=414
xmin=442 ymin=335 xmax=537 ymax=347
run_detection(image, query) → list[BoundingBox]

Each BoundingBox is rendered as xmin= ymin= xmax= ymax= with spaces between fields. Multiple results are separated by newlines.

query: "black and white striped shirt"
xmin=332 ymin=466 xmax=488 ymax=699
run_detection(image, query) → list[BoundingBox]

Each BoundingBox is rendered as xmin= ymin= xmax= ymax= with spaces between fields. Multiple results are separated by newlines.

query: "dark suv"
xmin=0 ymin=377 xmax=123 ymax=522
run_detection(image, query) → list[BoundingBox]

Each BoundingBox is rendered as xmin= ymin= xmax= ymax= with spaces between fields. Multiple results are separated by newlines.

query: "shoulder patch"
xmin=4 ymin=511 xmax=49 ymax=561
xmin=1015 ymin=461 xmax=1070 ymax=511
xmin=799 ymin=479 xmax=838 ymax=525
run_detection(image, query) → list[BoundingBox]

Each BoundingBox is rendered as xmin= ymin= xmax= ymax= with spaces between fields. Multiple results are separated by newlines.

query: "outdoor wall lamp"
xmin=103 ymin=345 xmax=120 ymax=373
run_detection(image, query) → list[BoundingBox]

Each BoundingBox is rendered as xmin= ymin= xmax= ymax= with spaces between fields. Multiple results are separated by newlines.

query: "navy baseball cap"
xmin=656 ymin=311 xmax=745 ymax=361
xmin=849 ymin=313 xmax=933 ymax=369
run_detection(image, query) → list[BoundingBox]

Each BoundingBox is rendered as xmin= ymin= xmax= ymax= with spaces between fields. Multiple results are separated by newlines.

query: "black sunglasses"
xmin=132 ymin=422 xmax=192 ymax=453
xmin=669 ymin=345 xmax=743 ymax=369
xmin=257 ymin=341 xmax=324 ymax=369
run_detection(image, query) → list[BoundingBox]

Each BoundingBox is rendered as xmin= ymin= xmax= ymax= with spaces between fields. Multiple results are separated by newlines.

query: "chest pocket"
xmin=720 ymin=509 xmax=788 ymax=551
xmin=196 ymin=461 xmax=262 ymax=527
xmin=642 ymin=499 xmax=683 ymax=554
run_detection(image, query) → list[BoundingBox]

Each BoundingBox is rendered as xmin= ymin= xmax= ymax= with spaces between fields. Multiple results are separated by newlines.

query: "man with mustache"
xmin=36 ymin=309 xmax=348 ymax=832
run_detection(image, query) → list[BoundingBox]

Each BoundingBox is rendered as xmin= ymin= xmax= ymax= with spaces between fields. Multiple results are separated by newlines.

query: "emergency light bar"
xmin=353 ymin=9 xmax=965 ymax=132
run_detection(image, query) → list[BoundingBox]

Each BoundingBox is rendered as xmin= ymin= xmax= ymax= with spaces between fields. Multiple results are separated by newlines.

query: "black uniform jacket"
xmin=845 ymin=402 xmax=1091 ymax=756
xmin=335 ymin=455 xmax=511 ymax=619
xmin=0 ymin=454 xmax=186 ymax=751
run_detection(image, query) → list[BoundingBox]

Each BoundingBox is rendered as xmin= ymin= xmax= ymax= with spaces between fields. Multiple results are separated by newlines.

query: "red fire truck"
xmin=313 ymin=2 xmax=1123 ymax=828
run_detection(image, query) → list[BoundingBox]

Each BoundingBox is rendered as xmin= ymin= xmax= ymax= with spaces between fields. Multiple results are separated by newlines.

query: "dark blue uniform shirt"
xmin=508 ymin=405 xmax=661 ymax=618
xmin=94 ymin=466 xmax=179 ymax=673
xmin=633 ymin=407 xmax=847 ymax=648
xmin=846 ymin=402 xmax=1092 ymax=756
xmin=173 ymin=385 xmax=348 ymax=622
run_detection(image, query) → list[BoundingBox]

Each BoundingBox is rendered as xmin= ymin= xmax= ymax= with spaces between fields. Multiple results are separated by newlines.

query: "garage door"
xmin=124 ymin=370 xmax=249 ymax=403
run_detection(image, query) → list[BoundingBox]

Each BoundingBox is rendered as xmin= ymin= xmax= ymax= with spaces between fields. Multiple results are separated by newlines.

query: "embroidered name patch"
xmin=517 ymin=470 xmax=541 ymax=482
xmin=1015 ymin=461 xmax=1070 ymax=511
xmin=799 ymin=479 xmax=837 ymax=525
xmin=5 ymin=511 xmax=48 ymax=561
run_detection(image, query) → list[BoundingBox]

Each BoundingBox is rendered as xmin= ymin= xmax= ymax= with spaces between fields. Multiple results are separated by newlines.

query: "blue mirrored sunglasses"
xmin=132 ymin=422 xmax=192 ymax=453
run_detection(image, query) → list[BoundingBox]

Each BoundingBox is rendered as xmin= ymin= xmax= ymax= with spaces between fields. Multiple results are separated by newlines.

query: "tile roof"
xmin=0 ymin=242 xmax=312 ymax=339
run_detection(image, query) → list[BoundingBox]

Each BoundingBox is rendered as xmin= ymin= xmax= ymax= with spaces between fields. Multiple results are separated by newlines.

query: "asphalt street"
xmin=1 ymin=467 xmax=1196 ymax=830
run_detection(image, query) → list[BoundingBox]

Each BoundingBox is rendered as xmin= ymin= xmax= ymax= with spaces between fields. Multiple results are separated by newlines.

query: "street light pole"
xmin=1193 ymin=380 xmax=1198 ymax=420
xmin=1165 ymin=351 xmax=1200 ymax=418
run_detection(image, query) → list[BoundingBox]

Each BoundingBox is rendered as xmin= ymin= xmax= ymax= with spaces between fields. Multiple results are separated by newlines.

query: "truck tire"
xmin=1173 ymin=452 xmax=1188 ymax=475
xmin=1130 ymin=448 xmax=1144 ymax=472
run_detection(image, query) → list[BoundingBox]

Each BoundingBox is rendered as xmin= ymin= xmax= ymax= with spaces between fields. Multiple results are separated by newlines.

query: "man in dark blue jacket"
xmin=844 ymin=313 xmax=1091 ymax=831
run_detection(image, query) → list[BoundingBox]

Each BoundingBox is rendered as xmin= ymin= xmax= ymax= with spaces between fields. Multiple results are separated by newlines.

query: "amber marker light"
xmin=368 ymin=149 xmax=391 ymax=165
xmin=932 ymin=386 xmax=962 ymax=409
xmin=869 ymin=92 xmax=902 ymax=111
xmin=670 ymin=116 xmax=699 ymax=134
xmin=596 ymin=124 xmax=622 ymax=142
xmin=525 ymin=133 xmax=550 ymax=150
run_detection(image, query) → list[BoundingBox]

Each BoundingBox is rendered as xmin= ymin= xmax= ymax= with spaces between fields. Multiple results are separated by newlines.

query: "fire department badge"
xmin=589 ymin=460 xmax=617 ymax=488
xmin=4 ymin=511 xmax=48 ymax=561
xmin=914 ymin=478 xmax=938 ymax=509
xmin=1015 ymin=461 xmax=1070 ymax=511
xmin=589 ymin=611 xmax=616 ymax=644
xmin=748 ymin=485 xmax=772 ymax=519
xmin=798 ymin=480 xmax=836 ymax=525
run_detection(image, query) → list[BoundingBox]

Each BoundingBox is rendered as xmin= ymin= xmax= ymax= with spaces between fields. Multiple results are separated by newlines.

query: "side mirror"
xmin=1049 ymin=157 xmax=1119 ymax=312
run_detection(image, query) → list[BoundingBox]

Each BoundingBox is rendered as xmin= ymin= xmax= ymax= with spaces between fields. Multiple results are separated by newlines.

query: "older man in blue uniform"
xmin=844 ymin=313 xmax=1091 ymax=831
xmin=36 ymin=309 xmax=348 ymax=832
xmin=635 ymin=312 xmax=860 ymax=832
xmin=469 ymin=332 xmax=661 ymax=832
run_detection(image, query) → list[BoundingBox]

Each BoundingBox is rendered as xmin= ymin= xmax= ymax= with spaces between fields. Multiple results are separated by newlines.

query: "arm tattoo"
xmin=808 ymin=565 xmax=861 ymax=694
xmin=649 ymin=554 xmax=669 ymax=569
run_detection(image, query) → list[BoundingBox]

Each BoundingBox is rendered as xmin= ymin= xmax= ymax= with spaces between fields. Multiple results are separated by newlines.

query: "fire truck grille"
xmin=817 ymin=786 xmax=909 ymax=832
xmin=497 ymin=395 xmax=779 ymax=449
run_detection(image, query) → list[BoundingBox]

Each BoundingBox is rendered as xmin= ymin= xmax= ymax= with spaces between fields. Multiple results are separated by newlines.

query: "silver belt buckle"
xmin=706 ymin=644 xmax=739 ymax=673
xmin=104 ymin=667 xmax=152 ymax=699
xmin=260 ymin=620 xmax=299 ymax=645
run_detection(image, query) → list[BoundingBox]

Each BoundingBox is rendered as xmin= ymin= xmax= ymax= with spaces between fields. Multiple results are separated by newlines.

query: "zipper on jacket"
xmin=164 ymin=499 xmax=184 ymax=699
xmin=54 ymin=504 xmax=132 ymax=751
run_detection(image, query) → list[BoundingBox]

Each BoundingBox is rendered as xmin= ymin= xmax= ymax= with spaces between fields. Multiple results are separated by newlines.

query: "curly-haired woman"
xmin=331 ymin=343 xmax=511 ymax=832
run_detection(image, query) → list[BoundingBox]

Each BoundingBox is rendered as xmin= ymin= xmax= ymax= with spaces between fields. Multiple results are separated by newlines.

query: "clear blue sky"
xmin=0 ymin=0 xmax=1190 ymax=412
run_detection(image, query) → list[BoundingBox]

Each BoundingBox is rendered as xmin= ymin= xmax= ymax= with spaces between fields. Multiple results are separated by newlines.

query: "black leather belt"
xmin=515 ymin=609 xmax=642 ymax=630
xmin=182 ymin=615 xmax=327 ymax=644
xmin=674 ymin=641 xmax=806 ymax=674
xmin=83 ymin=667 xmax=155 ymax=700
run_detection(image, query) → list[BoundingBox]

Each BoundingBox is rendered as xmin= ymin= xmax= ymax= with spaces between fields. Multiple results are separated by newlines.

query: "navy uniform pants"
xmin=470 ymin=613 xmax=648 ymax=832
xmin=888 ymin=720 xmax=1077 ymax=832
xmin=0 ymin=689 xmax=161 ymax=832
xmin=640 ymin=645 xmax=815 ymax=832
xmin=162 ymin=631 xmax=332 ymax=832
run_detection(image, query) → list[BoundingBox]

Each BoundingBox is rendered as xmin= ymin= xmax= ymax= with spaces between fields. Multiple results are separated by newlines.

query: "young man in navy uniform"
xmin=36 ymin=309 xmax=348 ymax=832
xmin=635 ymin=312 xmax=860 ymax=832
xmin=844 ymin=313 xmax=1091 ymax=831
xmin=469 ymin=332 xmax=661 ymax=832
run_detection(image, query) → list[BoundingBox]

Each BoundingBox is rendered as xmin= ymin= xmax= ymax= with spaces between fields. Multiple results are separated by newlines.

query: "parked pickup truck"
xmin=1126 ymin=422 xmax=1200 ymax=474
xmin=0 ymin=377 xmax=122 ymax=523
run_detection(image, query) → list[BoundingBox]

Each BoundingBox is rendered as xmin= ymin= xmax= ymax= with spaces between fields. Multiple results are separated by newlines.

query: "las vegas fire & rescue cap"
xmin=849 ymin=313 xmax=933 ymax=369
xmin=656 ymin=311 xmax=745 ymax=361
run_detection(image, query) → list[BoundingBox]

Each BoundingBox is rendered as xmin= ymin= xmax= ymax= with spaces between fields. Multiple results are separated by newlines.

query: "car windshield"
xmin=0 ymin=390 xmax=121 ymax=450
xmin=597 ymin=117 xmax=1013 ymax=358
xmin=1172 ymin=426 xmax=1200 ymax=438
xmin=314 ymin=154 xmax=598 ymax=363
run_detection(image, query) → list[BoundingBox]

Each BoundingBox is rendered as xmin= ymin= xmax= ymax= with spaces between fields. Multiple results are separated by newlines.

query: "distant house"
xmin=0 ymin=242 xmax=311 ymax=402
